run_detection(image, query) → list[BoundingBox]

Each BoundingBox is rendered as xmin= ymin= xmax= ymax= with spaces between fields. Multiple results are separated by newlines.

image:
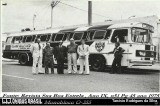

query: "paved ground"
xmin=2 ymin=60 xmax=160 ymax=92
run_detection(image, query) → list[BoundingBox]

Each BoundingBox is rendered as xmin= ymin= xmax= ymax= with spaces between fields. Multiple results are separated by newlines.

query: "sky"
xmin=1 ymin=0 xmax=160 ymax=33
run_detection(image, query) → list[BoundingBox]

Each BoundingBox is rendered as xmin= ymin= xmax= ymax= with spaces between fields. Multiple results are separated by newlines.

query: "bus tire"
xmin=90 ymin=55 xmax=106 ymax=71
xmin=19 ymin=54 xmax=28 ymax=65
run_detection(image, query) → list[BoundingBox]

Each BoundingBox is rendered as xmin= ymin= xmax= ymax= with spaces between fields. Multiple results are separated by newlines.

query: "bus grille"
xmin=136 ymin=50 xmax=156 ymax=58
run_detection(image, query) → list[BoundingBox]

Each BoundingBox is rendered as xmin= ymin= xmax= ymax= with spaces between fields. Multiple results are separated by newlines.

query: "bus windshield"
xmin=132 ymin=28 xmax=151 ymax=43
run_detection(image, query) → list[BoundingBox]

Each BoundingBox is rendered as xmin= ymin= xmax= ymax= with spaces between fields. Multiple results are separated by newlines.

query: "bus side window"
xmin=6 ymin=37 xmax=12 ymax=44
xmin=32 ymin=35 xmax=36 ymax=42
xmin=111 ymin=29 xmax=128 ymax=42
xmin=40 ymin=34 xmax=48 ymax=42
xmin=13 ymin=36 xmax=22 ymax=44
xmin=22 ymin=36 xmax=27 ymax=43
xmin=104 ymin=30 xmax=111 ymax=39
xmin=37 ymin=34 xmax=41 ymax=39
xmin=82 ymin=32 xmax=87 ymax=40
xmin=73 ymin=32 xmax=83 ymax=41
xmin=12 ymin=37 xmax=16 ymax=43
xmin=51 ymin=34 xmax=56 ymax=41
xmin=55 ymin=34 xmax=64 ymax=41
xmin=25 ymin=36 xmax=33 ymax=42
xmin=46 ymin=34 xmax=51 ymax=41
xmin=68 ymin=33 xmax=74 ymax=40
xmin=87 ymin=31 xmax=95 ymax=40
xmin=93 ymin=30 xmax=106 ymax=39
xmin=62 ymin=33 xmax=68 ymax=41
xmin=19 ymin=36 xmax=23 ymax=43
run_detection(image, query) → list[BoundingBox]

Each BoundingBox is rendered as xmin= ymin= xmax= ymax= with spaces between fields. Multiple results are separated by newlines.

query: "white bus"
xmin=3 ymin=22 xmax=156 ymax=72
xmin=88 ymin=22 xmax=156 ymax=71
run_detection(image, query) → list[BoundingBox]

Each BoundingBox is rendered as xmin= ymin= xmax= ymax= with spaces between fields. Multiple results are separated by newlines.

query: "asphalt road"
xmin=2 ymin=61 xmax=160 ymax=92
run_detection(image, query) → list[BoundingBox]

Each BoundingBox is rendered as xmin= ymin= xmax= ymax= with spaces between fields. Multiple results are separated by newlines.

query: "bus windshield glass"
xmin=93 ymin=30 xmax=106 ymax=39
xmin=132 ymin=28 xmax=150 ymax=43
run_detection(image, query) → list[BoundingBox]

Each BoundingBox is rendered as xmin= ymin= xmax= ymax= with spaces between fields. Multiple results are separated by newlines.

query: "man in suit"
xmin=77 ymin=39 xmax=90 ymax=75
xmin=54 ymin=40 xmax=67 ymax=74
xmin=109 ymin=42 xmax=125 ymax=74
xmin=43 ymin=42 xmax=54 ymax=74
xmin=67 ymin=38 xmax=78 ymax=74
xmin=30 ymin=38 xmax=44 ymax=74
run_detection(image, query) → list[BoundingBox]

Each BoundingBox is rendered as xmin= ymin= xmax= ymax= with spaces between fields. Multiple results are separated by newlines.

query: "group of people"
xmin=30 ymin=37 xmax=125 ymax=75
xmin=30 ymin=38 xmax=90 ymax=75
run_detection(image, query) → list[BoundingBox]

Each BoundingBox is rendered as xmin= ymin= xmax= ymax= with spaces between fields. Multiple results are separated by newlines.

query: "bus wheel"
xmin=90 ymin=55 xmax=106 ymax=71
xmin=19 ymin=54 xmax=28 ymax=65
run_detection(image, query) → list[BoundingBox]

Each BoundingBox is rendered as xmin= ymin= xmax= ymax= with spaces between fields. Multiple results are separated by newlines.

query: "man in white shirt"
xmin=30 ymin=38 xmax=44 ymax=74
xmin=77 ymin=39 xmax=90 ymax=75
xmin=67 ymin=38 xmax=78 ymax=74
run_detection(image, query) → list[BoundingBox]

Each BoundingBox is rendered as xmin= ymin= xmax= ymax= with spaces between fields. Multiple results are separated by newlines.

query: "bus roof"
xmin=59 ymin=27 xmax=78 ymax=32
xmin=73 ymin=25 xmax=111 ymax=31
xmin=108 ymin=22 xmax=141 ymax=29
xmin=108 ymin=22 xmax=154 ymax=32
xmin=6 ymin=22 xmax=154 ymax=37
xmin=7 ymin=28 xmax=62 ymax=37
xmin=108 ymin=22 xmax=154 ymax=29
xmin=74 ymin=26 xmax=92 ymax=31
xmin=88 ymin=25 xmax=111 ymax=30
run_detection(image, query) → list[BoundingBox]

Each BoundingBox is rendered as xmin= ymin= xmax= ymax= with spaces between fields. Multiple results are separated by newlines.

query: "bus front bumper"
xmin=128 ymin=59 xmax=154 ymax=67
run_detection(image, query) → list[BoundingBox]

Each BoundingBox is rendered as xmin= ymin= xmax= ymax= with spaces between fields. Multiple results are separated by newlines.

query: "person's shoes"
xmin=78 ymin=72 xmax=83 ymax=75
xmin=84 ymin=73 xmax=90 ymax=75
xmin=83 ymin=72 xmax=90 ymax=75
xmin=38 ymin=72 xmax=44 ymax=74
xmin=110 ymin=72 xmax=115 ymax=74
xmin=68 ymin=72 xmax=72 ymax=74
xmin=73 ymin=72 xmax=77 ymax=74
xmin=117 ymin=72 xmax=122 ymax=74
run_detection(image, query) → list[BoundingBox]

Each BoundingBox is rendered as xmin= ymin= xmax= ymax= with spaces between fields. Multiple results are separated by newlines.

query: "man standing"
xmin=67 ymin=38 xmax=78 ymax=74
xmin=54 ymin=41 xmax=67 ymax=74
xmin=43 ymin=42 xmax=54 ymax=74
xmin=109 ymin=42 xmax=125 ymax=74
xmin=77 ymin=39 xmax=90 ymax=75
xmin=30 ymin=38 xmax=43 ymax=74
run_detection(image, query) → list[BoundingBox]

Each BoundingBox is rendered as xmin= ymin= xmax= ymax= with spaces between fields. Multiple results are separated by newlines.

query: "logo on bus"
xmin=95 ymin=42 xmax=105 ymax=52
